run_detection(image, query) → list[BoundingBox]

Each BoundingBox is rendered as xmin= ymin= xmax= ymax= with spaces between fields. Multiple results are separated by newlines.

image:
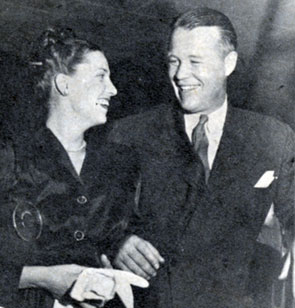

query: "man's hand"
xmin=114 ymin=235 xmax=164 ymax=280
xmin=100 ymin=254 xmax=113 ymax=269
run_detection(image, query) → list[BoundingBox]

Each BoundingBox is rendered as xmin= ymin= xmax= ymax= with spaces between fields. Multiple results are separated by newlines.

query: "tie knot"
xmin=192 ymin=114 xmax=208 ymax=141
xmin=199 ymin=114 xmax=208 ymax=126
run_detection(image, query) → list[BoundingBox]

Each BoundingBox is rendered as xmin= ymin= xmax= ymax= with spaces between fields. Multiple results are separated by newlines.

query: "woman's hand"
xmin=19 ymin=264 xmax=86 ymax=300
xmin=70 ymin=266 xmax=115 ymax=307
xmin=20 ymin=263 xmax=117 ymax=307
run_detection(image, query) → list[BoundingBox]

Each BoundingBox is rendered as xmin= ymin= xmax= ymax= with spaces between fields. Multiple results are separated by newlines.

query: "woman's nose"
xmin=108 ymin=79 xmax=117 ymax=97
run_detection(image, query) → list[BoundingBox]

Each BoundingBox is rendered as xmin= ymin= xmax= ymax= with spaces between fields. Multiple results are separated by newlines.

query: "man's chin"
xmin=178 ymin=99 xmax=201 ymax=114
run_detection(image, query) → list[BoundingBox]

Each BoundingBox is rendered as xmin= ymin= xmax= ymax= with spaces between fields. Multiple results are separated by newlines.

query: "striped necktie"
xmin=192 ymin=114 xmax=210 ymax=184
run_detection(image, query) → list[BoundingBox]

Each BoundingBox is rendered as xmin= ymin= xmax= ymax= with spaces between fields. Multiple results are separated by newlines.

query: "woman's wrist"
xmin=19 ymin=264 xmax=86 ymax=299
xmin=19 ymin=265 xmax=49 ymax=289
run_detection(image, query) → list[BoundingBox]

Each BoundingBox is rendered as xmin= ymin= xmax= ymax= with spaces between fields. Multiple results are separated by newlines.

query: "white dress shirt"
xmin=184 ymin=98 xmax=228 ymax=170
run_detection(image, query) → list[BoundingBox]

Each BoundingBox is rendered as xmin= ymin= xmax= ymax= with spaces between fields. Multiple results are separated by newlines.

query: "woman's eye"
xmin=96 ymin=73 xmax=105 ymax=80
xmin=191 ymin=60 xmax=200 ymax=65
xmin=168 ymin=58 xmax=179 ymax=66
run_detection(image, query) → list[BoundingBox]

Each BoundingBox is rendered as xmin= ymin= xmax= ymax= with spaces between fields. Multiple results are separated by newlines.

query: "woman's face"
xmin=67 ymin=50 xmax=117 ymax=126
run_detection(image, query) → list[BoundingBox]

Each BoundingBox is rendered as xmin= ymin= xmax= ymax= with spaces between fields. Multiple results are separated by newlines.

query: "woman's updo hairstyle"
xmin=29 ymin=27 xmax=101 ymax=101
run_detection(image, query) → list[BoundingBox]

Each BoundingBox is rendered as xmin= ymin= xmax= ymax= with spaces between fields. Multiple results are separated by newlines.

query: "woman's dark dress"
xmin=0 ymin=127 xmax=138 ymax=308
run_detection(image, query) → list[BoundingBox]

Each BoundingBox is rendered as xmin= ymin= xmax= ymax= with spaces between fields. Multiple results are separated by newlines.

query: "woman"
xmin=0 ymin=28 xmax=140 ymax=308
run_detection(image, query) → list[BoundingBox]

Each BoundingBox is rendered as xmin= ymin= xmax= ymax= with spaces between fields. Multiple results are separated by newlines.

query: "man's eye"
xmin=191 ymin=60 xmax=200 ymax=65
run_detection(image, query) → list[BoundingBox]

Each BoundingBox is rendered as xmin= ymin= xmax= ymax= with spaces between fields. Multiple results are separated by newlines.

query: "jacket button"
xmin=77 ymin=195 xmax=87 ymax=204
xmin=74 ymin=230 xmax=85 ymax=241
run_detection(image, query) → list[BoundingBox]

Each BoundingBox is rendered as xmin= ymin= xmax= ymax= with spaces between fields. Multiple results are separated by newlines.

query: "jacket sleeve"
xmin=273 ymin=125 xmax=295 ymax=246
xmin=89 ymin=144 xmax=141 ymax=263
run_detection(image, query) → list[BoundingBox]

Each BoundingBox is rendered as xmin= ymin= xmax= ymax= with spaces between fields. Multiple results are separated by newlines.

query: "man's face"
xmin=168 ymin=26 xmax=235 ymax=114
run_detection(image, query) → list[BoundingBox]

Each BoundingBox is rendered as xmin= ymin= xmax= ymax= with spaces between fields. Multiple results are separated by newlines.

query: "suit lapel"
xmin=158 ymin=104 xmax=255 ymax=195
xmin=159 ymin=105 xmax=207 ymax=222
xmin=208 ymin=106 xmax=264 ymax=194
xmin=164 ymin=105 xmax=206 ymax=187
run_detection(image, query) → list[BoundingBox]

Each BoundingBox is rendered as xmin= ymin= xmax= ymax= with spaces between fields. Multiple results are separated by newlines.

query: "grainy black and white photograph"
xmin=0 ymin=1 xmax=294 ymax=308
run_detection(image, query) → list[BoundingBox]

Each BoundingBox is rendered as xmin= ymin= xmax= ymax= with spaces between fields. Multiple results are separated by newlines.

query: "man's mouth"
xmin=177 ymin=84 xmax=202 ymax=92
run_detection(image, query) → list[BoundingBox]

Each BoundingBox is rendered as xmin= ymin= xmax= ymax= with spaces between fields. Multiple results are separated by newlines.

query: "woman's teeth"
xmin=96 ymin=99 xmax=109 ymax=109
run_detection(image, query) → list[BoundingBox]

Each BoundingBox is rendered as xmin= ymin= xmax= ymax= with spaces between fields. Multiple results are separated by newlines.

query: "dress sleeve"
xmin=0 ymin=139 xmax=16 ymax=191
xmin=0 ymin=141 xmax=33 ymax=306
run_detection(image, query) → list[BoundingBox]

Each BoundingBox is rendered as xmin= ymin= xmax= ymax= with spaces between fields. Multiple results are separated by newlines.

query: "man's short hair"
xmin=172 ymin=7 xmax=237 ymax=55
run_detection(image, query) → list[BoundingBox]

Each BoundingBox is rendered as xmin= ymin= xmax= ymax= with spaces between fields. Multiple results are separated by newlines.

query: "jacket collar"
xmin=161 ymin=104 xmax=206 ymax=188
xmin=33 ymin=127 xmax=83 ymax=183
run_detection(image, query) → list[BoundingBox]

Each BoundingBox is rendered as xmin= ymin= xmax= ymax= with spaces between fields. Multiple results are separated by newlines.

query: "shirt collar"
xmin=184 ymin=96 xmax=228 ymax=137
xmin=206 ymin=96 xmax=228 ymax=134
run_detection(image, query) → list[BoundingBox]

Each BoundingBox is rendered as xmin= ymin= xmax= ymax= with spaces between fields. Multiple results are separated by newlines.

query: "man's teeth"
xmin=179 ymin=85 xmax=201 ymax=91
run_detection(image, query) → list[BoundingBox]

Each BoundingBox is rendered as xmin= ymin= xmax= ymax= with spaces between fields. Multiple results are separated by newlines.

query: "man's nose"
xmin=175 ymin=62 xmax=190 ymax=80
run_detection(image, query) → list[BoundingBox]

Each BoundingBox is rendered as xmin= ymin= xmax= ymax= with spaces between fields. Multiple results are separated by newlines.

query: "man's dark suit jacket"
xmin=108 ymin=102 xmax=294 ymax=308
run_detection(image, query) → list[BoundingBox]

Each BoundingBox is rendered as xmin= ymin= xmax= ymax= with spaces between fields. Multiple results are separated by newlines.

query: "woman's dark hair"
xmin=29 ymin=27 xmax=102 ymax=104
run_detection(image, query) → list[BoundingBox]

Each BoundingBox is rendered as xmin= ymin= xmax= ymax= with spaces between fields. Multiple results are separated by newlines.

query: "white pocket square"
xmin=254 ymin=171 xmax=277 ymax=188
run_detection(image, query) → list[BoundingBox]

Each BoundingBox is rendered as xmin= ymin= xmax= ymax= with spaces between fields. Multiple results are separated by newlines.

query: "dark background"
xmin=0 ymin=0 xmax=294 ymax=136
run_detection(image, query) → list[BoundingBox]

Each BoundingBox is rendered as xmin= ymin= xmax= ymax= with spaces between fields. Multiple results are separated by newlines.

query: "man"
xmin=108 ymin=8 xmax=294 ymax=308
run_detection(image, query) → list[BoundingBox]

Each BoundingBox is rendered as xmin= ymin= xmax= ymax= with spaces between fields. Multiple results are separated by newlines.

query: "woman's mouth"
xmin=96 ymin=98 xmax=110 ymax=110
xmin=101 ymin=103 xmax=109 ymax=110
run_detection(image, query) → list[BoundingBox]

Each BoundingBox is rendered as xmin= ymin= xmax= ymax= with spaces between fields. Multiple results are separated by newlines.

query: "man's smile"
xmin=177 ymin=84 xmax=202 ymax=92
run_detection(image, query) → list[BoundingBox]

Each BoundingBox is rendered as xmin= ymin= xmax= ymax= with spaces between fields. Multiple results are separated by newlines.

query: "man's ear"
xmin=54 ymin=73 xmax=69 ymax=96
xmin=224 ymin=51 xmax=238 ymax=77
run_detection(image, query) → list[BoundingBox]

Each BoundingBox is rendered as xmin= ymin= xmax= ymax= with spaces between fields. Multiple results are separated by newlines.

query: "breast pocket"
xmin=248 ymin=168 xmax=278 ymax=211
